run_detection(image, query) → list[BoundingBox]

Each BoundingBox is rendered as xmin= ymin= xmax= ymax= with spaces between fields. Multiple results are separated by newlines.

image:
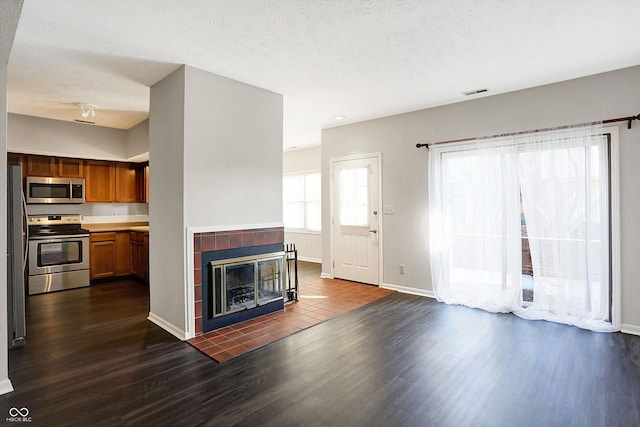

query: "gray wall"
xmin=322 ymin=65 xmax=640 ymax=331
xmin=126 ymin=119 xmax=149 ymax=160
xmin=8 ymin=113 xmax=130 ymax=160
xmin=149 ymin=66 xmax=186 ymax=333
xmin=182 ymin=66 xmax=283 ymax=227
xmin=8 ymin=114 xmax=149 ymax=161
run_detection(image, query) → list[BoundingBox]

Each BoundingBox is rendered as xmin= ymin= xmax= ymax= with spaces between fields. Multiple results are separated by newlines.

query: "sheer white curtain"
xmin=515 ymin=126 xmax=613 ymax=331
xmin=429 ymin=139 xmax=521 ymax=313
xmin=429 ymin=123 xmax=615 ymax=332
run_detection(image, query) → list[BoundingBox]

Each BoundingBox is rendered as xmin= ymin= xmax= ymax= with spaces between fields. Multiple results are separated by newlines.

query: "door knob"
xmin=369 ymin=229 xmax=377 ymax=234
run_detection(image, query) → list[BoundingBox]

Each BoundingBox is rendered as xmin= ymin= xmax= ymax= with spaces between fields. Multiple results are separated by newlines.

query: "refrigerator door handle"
xmin=22 ymin=190 xmax=28 ymax=271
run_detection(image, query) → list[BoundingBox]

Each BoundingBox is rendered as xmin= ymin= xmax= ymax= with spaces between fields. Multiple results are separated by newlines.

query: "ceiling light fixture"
xmin=334 ymin=115 xmax=345 ymax=120
xmin=79 ymin=103 xmax=96 ymax=118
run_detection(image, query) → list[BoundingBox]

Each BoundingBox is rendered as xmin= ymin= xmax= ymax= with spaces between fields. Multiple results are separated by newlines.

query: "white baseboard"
xmin=147 ymin=312 xmax=186 ymax=341
xmin=298 ymin=256 xmax=322 ymax=264
xmin=381 ymin=283 xmax=436 ymax=299
xmin=621 ymin=323 xmax=640 ymax=336
xmin=0 ymin=378 xmax=14 ymax=395
xmin=320 ymin=272 xmax=334 ymax=279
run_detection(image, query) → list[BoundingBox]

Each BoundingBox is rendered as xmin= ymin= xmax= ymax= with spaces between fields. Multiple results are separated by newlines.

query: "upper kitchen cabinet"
xmin=58 ymin=157 xmax=84 ymax=178
xmin=7 ymin=152 xmax=23 ymax=165
xmin=138 ymin=163 xmax=150 ymax=204
xmin=84 ymin=160 xmax=115 ymax=202
xmin=26 ymin=155 xmax=84 ymax=178
xmin=85 ymin=160 xmax=146 ymax=203
xmin=115 ymin=162 xmax=139 ymax=202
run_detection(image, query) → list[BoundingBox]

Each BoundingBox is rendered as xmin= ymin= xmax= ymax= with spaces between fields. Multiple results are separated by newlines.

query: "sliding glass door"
xmin=429 ymin=124 xmax=615 ymax=332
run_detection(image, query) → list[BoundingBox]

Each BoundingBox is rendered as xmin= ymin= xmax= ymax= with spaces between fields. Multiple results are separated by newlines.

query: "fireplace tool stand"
xmin=285 ymin=243 xmax=299 ymax=302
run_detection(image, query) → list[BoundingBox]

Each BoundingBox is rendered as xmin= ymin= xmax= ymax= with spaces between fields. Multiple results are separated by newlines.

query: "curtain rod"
xmin=416 ymin=114 xmax=640 ymax=149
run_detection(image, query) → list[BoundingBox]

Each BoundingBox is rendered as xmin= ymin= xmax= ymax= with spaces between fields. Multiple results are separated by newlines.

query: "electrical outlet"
xmin=399 ymin=264 xmax=405 ymax=275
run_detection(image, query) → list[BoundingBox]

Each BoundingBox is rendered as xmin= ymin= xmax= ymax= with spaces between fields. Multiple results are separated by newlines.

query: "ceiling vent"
xmin=73 ymin=119 xmax=95 ymax=125
xmin=463 ymin=88 xmax=488 ymax=96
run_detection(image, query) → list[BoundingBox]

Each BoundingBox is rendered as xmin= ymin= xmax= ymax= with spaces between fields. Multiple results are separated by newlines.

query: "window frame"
xmin=283 ymin=170 xmax=322 ymax=233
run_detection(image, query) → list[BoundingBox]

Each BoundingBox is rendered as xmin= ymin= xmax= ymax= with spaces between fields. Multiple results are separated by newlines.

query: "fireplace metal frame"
xmin=210 ymin=251 xmax=285 ymax=318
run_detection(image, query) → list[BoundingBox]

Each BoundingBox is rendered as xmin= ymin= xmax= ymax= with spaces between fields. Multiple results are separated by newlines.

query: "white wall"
xmin=126 ymin=119 xmax=149 ymax=161
xmin=283 ymin=146 xmax=322 ymax=262
xmin=149 ymin=65 xmax=283 ymax=338
xmin=182 ymin=66 xmax=283 ymax=227
xmin=322 ymin=65 xmax=640 ymax=331
xmin=8 ymin=113 xmax=131 ymax=160
xmin=0 ymin=0 xmax=24 ymax=396
xmin=148 ymin=66 xmax=186 ymax=335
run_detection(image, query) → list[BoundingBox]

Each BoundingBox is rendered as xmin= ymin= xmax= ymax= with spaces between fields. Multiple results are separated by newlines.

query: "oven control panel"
xmin=28 ymin=214 xmax=83 ymax=226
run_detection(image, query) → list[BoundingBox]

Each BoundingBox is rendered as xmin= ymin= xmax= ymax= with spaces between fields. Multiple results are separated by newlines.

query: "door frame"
xmin=329 ymin=152 xmax=383 ymax=285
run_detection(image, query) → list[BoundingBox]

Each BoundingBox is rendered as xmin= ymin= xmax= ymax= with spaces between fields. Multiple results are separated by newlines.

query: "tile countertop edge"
xmin=83 ymin=222 xmax=149 ymax=233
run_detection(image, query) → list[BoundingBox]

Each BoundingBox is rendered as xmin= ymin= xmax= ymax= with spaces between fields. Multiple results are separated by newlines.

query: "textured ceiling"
xmin=7 ymin=0 xmax=640 ymax=149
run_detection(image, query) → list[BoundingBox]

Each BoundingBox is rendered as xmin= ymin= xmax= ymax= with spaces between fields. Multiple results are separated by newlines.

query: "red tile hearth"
xmin=187 ymin=278 xmax=394 ymax=363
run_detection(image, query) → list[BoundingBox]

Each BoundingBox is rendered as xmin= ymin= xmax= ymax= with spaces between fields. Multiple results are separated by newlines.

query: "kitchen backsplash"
xmin=26 ymin=203 xmax=149 ymax=223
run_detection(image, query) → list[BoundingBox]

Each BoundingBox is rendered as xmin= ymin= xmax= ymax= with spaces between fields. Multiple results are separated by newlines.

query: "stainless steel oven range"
xmin=27 ymin=214 xmax=90 ymax=295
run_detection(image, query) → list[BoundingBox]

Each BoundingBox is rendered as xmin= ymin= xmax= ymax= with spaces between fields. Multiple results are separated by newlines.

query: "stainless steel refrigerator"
xmin=7 ymin=163 xmax=26 ymax=348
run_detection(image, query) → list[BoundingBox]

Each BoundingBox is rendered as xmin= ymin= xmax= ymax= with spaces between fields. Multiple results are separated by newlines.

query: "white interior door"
xmin=332 ymin=156 xmax=380 ymax=285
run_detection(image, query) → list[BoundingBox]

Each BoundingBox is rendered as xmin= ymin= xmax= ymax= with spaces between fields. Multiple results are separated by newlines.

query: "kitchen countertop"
xmin=83 ymin=222 xmax=149 ymax=233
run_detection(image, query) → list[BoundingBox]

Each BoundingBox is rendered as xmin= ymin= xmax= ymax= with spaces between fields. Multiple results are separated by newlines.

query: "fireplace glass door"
xmin=258 ymin=258 xmax=283 ymax=304
xmin=210 ymin=252 xmax=285 ymax=318
xmin=226 ymin=262 xmax=256 ymax=313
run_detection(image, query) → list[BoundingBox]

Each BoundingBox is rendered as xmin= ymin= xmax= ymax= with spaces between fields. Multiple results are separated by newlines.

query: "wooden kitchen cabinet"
xmin=26 ymin=155 xmax=56 ymax=176
xmin=115 ymin=232 xmax=130 ymax=276
xmin=58 ymin=157 xmax=84 ymax=178
xmin=139 ymin=233 xmax=149 ymax=282
xmin=90 ymin=232 xmax=117 ymax=280
xmin=91 ymin=231 xmax=145 ymax=281
xmin=85 ymin=160 xmax=115 ymax=202
xmin=115 ymin=162 xmax=139 ymax=202
xmin=129 ymin=232 xmax=138 ymax=276
xmin=7 ymin=153 xmax=23 ymax=165
xmin=137 ymin=163 xmax=149 ymax=203
xmin=128 ymin=231 xmax=149 ymax=283
xmin=85 ymin=160 xmax=143 ymax=203
xmin=26 ymin=155 xmax=84 ymax=178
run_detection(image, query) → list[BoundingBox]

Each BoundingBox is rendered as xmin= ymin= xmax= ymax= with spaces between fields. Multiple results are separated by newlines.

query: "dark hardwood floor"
xmin=1 ymin=276 xmax=640 ymax=426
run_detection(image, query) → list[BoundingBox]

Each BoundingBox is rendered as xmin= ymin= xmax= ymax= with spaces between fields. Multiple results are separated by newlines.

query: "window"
xmin=428 ymin=124 xmax=617 ymax=332
xmin=283 ymin=172 xmax=321 ymax=232
xmin=338 ymin=167 xmax=369 ymax=226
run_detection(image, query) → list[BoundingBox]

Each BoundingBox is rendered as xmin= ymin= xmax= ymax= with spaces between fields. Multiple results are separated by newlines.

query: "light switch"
xmin=383 ymin=205 xmax=394 ymax=214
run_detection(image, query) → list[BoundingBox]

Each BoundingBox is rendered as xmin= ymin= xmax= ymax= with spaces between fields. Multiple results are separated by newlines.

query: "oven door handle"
xmin=29 ymin=234 xmax=90 ymax=241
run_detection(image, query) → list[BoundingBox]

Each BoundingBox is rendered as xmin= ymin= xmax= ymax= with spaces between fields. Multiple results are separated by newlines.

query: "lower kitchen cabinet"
xmin=90 ymin=230 xmax=149 ymax=283
xmin=129 ymin=231 xmax=149 ymax=283
xmin=115 ymin=232 xmax=130 ymax=276
xmin=90 ymin=233 xmax=117 ymax=280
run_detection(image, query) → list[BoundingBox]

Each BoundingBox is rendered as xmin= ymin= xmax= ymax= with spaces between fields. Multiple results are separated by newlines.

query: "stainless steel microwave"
xmin=25 ymin=177 xmax=85 ymax=204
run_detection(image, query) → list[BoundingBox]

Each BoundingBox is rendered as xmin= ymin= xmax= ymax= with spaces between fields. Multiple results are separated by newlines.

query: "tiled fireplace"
xmin=193 ymin=227 xmax=284 ymax=336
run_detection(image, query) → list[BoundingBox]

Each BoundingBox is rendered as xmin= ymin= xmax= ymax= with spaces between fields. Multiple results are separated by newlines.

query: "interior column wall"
xmin=149 ymin=65 xmax=283 ymax=339
xmin=148 ymin=66 xmax=187 ymax=336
